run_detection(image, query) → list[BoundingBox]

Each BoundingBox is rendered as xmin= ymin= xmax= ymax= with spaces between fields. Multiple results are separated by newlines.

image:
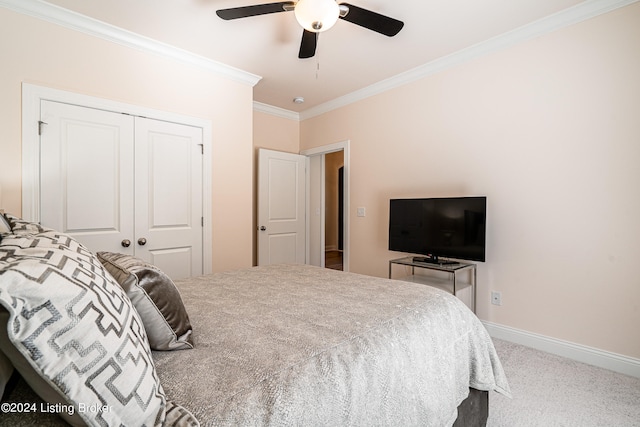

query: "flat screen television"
xmin=389 ymin=196 xmax=486 ymax=264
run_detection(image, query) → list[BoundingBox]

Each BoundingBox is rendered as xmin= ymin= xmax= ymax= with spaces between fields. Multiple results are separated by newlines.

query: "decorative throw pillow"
xmin=0 ymin=222 xmax=199 ymax=426
xmin=97 ymin=252 xmax=194 ymax=351
xmin=4 ymin=214 xmax=44 ymax=236
xmin=0 ymin=213 xmax=11 ymax=239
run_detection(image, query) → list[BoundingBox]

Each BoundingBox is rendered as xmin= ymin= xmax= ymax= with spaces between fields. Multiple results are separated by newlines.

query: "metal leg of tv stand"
xmin=454 ymin=265 xmax=477 ymax=313
xmin=472 ymin=266 xmax=477 ymax=313
xmin=389 ymin=258 xmax=477 ymax=313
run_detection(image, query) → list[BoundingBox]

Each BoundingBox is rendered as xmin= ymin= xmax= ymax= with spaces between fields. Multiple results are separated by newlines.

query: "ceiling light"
xmin=294 ymin=0 xmax=340 ymax=33
xmin=293 ymin=97 xmax=305 ymax=104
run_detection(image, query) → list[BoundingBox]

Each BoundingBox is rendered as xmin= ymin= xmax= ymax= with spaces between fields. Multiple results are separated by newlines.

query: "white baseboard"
xmin=482 ymin=320 xmax=640 ymax=379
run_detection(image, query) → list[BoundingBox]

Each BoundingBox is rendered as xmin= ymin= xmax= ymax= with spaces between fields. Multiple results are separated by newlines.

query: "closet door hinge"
xmin=201 ymin=217 xmax=204 ymax=227
xmin=38 ymin=121 xmax=48 ymax=136
xmin=198 ymin=144 xmax=204 ymax=154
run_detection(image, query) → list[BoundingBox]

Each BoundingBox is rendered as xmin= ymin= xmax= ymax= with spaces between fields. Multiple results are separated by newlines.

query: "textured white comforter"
xmin=152 ymin=264 xmax=510 ymax=426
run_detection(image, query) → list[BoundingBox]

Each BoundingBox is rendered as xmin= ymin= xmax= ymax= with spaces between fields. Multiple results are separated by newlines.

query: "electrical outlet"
xmin=357 ymin=207 xmax=366 ymax=217
xmin=491 ymin=291 xmax=502 ymax=306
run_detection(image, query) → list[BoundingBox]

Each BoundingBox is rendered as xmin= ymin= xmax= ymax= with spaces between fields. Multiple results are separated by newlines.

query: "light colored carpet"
xmin=488 ymin=339 xmax=640 ymax=426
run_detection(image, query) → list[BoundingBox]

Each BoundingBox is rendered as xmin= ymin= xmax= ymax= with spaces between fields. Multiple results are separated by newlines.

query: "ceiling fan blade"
xmin=339 ymin=3 xmax=404 ymax=36
xmin=298 ymin=30 xmax=318 ymax=59
xmin=216 ymin=2 xmax=293 ymax=20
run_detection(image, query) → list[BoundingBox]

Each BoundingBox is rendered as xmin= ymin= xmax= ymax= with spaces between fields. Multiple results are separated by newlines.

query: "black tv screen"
xmin=389 ymin=197 xmax=486 ymax=263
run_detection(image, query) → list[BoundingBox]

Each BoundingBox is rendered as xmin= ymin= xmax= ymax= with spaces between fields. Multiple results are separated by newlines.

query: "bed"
xmin=0 ymin=215 xmax=510 ymax=426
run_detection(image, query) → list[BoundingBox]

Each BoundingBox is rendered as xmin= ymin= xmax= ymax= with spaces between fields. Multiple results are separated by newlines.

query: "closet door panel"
xmin=40 ymin=101 xmax=135 ymax=254
xmin=149 ymin=133 xmax=191 ymax=226
xmin=148 ymin=247 xmax=193 ymax=280
xmin=135 ymin=118 xmax=203 ymax=280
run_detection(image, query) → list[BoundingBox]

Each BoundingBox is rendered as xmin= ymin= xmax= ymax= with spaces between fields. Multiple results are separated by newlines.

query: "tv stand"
xmin=389 ymin=257 xmax=477 ymax=313
xmin=412 ymin=256 xmax=459 ymax=266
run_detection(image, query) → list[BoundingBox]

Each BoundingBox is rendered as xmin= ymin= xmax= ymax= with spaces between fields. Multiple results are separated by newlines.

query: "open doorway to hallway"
xmin=303 ymin=140 xmax=350 ymax=272
xmin=324 ymin=152 xmax=344 ymax=271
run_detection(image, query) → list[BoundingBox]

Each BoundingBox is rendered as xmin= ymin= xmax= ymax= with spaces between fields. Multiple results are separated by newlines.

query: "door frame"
xmin=301 ymin=140 xmax=350 ymax=272
xmin=21 ymin=83 xmax=213 ymax=274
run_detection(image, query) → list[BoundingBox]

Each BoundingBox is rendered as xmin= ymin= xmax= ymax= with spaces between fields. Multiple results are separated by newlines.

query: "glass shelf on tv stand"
xmin=388 ymin=256 xmax=477 ymax=313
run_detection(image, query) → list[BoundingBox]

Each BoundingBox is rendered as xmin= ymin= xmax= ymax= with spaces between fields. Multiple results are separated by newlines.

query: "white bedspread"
xmin=152 ymin=264 xmax=510 ymax=426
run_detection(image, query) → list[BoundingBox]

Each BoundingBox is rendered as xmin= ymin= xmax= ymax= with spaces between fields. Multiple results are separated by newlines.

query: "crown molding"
xmin=0 ymin=0 xmax=262 ymax=87
xmin=10 ymin=0 xmax=633 ymax=118
xmin=253 ymin=102 xmax=300 ymax=121
xmin=299 ymin=0 xmax=638 ymax=120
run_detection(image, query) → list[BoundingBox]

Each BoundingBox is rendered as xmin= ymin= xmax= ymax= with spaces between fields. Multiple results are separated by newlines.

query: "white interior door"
xmin=257 ymin=149 xmax=306 ymax=265
xmin=134 ymin=118 xmax=203 ymax=280
xmin=40 ymin=101 xmax=135 ymax=254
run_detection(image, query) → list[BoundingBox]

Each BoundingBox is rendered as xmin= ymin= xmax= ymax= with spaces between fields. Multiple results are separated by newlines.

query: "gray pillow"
xmin=97 ymin=252 xmax=194 ymax=351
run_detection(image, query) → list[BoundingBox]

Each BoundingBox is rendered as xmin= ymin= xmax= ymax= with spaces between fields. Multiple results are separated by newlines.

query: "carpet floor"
xmin=488 ymin=339 xmax=640 ymax=426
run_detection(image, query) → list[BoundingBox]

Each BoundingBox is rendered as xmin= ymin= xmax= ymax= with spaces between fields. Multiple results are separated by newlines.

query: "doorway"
xmin=301 ymin=140 xmax=350 ymax=272
xmin=324 ymin=153 xmax=344 ymax=271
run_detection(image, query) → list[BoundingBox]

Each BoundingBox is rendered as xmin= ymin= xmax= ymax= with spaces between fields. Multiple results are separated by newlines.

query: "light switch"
xmin=357 ymin=207 xmax=366 ymax=217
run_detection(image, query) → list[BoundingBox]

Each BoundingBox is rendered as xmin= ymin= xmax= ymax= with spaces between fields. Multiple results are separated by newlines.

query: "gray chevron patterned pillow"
xmin=0 ymin=217 xmax=199 ymax=426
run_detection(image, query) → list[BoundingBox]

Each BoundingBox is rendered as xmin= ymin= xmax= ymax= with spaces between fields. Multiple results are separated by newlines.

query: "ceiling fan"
xmin=216 ymin=0 xmax=404 ymax=59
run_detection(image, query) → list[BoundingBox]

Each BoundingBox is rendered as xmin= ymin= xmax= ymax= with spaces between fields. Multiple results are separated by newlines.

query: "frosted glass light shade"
xmin=294 ymin=0 xmax=340 ymax=33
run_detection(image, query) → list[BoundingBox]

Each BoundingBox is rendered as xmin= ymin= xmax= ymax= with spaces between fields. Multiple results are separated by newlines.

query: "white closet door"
xmin=40 ymin=101 xmax=135 ymax=254
xmin=134 ymin=118 xmax=203 ymax=280
xmin=39 ymin=101 xmax=204 ymax=280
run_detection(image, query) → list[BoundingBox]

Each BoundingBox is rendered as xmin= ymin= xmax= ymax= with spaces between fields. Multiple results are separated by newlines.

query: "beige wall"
xmin=0 ymin=8 xmax=255 ymax=272
xmin=253 ymin=111 xmax=301 ymax=154
xmin=300 ymin=4 xmax=640 ymax=358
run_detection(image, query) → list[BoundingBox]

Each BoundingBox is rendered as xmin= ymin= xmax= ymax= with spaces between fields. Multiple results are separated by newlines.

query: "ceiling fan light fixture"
xmin=294 ymin=0 xmax=340 ymax=33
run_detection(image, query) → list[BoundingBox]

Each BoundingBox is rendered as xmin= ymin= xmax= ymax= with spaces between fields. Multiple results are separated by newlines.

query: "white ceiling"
xmin=41 ymin=0 xmax=608 ymax=112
